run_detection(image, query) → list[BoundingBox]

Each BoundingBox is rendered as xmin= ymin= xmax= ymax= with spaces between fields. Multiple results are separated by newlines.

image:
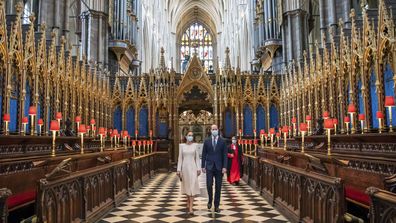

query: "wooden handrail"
xmin=366 ymin=187 xmax=396 ymax=223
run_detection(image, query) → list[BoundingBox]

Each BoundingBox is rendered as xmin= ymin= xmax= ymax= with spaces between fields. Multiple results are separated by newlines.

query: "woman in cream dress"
xmin=177 ymin=131 xmax=201 ymax=214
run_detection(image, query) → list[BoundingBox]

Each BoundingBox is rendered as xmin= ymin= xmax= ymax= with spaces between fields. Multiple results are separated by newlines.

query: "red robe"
xmin=227 ymin=144 xmax=241 ymax=183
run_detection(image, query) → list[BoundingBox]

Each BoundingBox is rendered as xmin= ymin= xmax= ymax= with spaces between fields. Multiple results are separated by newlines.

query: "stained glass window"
xmin=180 ymin=22 xmax=213 ymax=72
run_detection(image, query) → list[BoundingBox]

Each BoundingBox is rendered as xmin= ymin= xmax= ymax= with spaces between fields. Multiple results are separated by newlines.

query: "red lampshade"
xmin=358 ymin=114 xmax=365 ymax=121
xmin=28 ymin=106 xmax=37 ymax=115
xmin=260 ymin=129 xmax=265 ymax=135
xmin=248 ymin=140 xmax=252 ymax=144
xmin=22 ymin=117 xmax=28 ymax=124
xmin=98 ymin=127 xmax=105 ymax=135
xmin=86 ymin=125 xmax=91 ymax=130
xmin=323 ymin=111 xmax=330 ymax=119
xmin=254 ymin=139 xmax=258 ymax=144
xmin=300 ymin=123 xmax=308 ymax=132
xmin=75 ymin=116 xmax=81 ymax=122
xmin=344 ymin=116 xmax=350 ymax=123
xmin=135 ymin=130 xmax=138 ymax=135
xmin=276 ymin=132 xmax=280 ymax=137
xmin=332 ymin=118 xmax=339 ymax=125
xmin=306 ymin=115 xmax=312 ymax=121
xmin=263 ymin=133 xmax=268 ymax=137
xmin=237 ymin=139 xmax=241 ymax=144
xmin=324 ymin=119 xmax=334 ymax=129
xmin=291 ymin=117 xmax=297 ymax=124
xmin=132 ymin=140 xmax=136 ymax=146
xmin=78 ymin=124 xmax=87 ymax=133
xmin=123 ymin=130 xmax=129 ymax=137
xmin=113 ymin=129 xmax=119 ymax=135
xmin=38 ymin=118 xmax=43 ymax=125
xmin=56 ymin=112 xmax=62 ymax=120
xmin=282 ymin=126 xmax=289 ymax=133
xmin=50 ymin=120 xmax=60 ymax=131
xmin=90 ymin=119 xmax=96 ymax=125
xmin=269 ymin=128 xmax=275 ymax=134
xmin=3 ymin=113 xmax=10 ymax=122
xmin=143 ymin=140 xmax=147 ymax=145
xmin=239 ymin=129 xmax=242 ymax=133
xmin=253 ymin=129 xmax=256 ymax=134
xmin=385 ymin=96 xmax=395 ymax=107
xmin=149 ymin=130 xmax=153 ymax=136
xmin=138 ymin=140 xmax=142 ymax=146
xmin=377 ymin=111 xmax=385 ymax=119
xmin=347 ymin=104 xmax=357 ymax=113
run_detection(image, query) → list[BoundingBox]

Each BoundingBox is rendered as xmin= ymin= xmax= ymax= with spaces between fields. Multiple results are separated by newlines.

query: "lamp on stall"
xmin=358 ymin=114 xmax=365 ymax=134
xmin=90 ymin=119 xmax=96 ymax=137
xmin=138 ymin=140 xmax=142 ymax=155
xmin=259 ymin=129 xmax=265 ymax=145
xmin=98 ymin=127 xmax=105 ymax=152
xmin=21 ymin=117 xmax=28 ymax=136
xmin=132 ymin=140 xmax=136 ymax=156
xmin=344 ymin=116 xmax=351 ymax=135
xmin=324 ymin=119 xmax=334 ymax=156
xmin=78 ymin=124 xmax=87 ymax=154
xmin=150 ymin=140 xmax=154 ymax=153
xmin=28 ymin=106 xmax=36 ymax=135
xmin=323 ymin=111 xmax=330 ymax=120
xmin=3 ymin=114 xmax=10 ymax=135
xmin=253 ymin=139 xmax=258 ymax=156
xmin=143 ymin=140 xmax=147 ymax=154
xmin=149 ymin=129 xmax=153 ymax=140
xmin=50 ymin=120 xmax=60 ymax=157
xmin=276 ymin=132 xmax=280 ymax=147
xmin=112 ymin=129 xmax=119 ymax=148
xmin=239 ymin=129 xmax=243 ymax=139
xmin=282 ymin=126 xmax=289 ymax=150
xmin=385 ymin=96 xmax=395 ymax=132
xmin=122 ymin=130 xmax=128 ymax=150
xmin=56 ymin=112 xmax=62 ymax=132
xmin=75 ymin=116 xmax=81 ymax=132
xmin=300 ymin=123 xmax=308 ymax=153
xmin=348 ymin=104 xmax=357 ymax=134
xmin=264 ymin=133 xmax=268 ymax=146
xmin=306 ymin=115 xmax=312 ymax=135
xmin=332 ymin=118 xmax=338 ymax=135
xmin=37 ymin=118 xmax=43 ymax=136
xmin=269 ymin=128 xmax=275 ymax=149
xmin=377 ymin=111 xmax=385 ymax=133
xmin=291 ymin=117 xmax=297 ymax=137
xmin=135 ymin=129 xmax=138 ymax=140
xmin=253 ymin=129 xmax=256 ymax=141
xmin=86 ymin=125 xmax=91 ymax=137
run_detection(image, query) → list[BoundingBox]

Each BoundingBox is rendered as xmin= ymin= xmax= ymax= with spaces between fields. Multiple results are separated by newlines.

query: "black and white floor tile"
xmin=99 ymin=173 xmax=290 ymax=223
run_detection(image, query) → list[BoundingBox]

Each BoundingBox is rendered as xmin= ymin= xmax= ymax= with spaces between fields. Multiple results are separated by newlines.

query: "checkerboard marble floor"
xmin=99 ymin=173 xmax=290 ymax=223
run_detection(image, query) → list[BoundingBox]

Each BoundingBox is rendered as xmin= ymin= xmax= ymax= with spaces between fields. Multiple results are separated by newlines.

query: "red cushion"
xmin=345 ymin=186 xmax=370 ymax=206
xmin=6 ymin=190 xmax=36 ymax=210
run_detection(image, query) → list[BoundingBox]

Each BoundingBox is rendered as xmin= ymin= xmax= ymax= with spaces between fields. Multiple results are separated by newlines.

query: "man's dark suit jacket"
xmin=201 ymin=136 xmax=228 ymax=171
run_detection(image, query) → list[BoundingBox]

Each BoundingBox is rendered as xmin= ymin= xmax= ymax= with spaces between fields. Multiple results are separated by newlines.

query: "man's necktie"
xmin=213 ymin=137 xmax=217 ymax=151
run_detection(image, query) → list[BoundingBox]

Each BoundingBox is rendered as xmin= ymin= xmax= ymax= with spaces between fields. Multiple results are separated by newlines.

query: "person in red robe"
xmin=227 ymin=136 xmax=243 ymax=185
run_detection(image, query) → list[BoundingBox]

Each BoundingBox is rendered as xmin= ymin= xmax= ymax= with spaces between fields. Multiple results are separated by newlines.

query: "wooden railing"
xmin=259 ymin=159 xmax=344 ymax=223
xmin=367 ymin=187 xmax=396 ymax=223
xmin=36 ymin=159 xmax=130 ymax=223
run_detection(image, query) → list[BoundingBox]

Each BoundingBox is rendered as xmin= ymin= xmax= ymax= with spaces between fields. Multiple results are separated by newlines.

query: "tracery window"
xmin=180 ymin=22 xmax=213 ymax=72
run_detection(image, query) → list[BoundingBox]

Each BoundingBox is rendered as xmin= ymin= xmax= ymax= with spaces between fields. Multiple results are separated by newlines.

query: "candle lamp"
xmin=50 ymin=120 xmax=60 ymax=157
xmin=21 ymin=117 xmax=28 ymax=136
xmin=348 ymin=104 xmax=357 ymax=134
xmin=239 ymin=129 xmax=243 ymax=139
xmin=253 ymin=139 xmax=258 ymax=156
xmin=143 ymin=140 xmax=147 ymax=154
xmin=385 ymin=96 xmax=395 ymax=132
xmin=306 ymin=115 xmax=312 ymax=135
xmin=269 ymin=128 xmax=275 ymax=149
xmin=86 ymin=125 xmax=91 ymax=137
xmin=150 ymin=140 xmax=154 ymax=153
xmin=323 ymin=111 xmax=330 ymax=120
xmin=112 ymin=129 xmax=119 ymax=149
xmin=90 ymin=119 xmax=96 ymax=137
xmin=135 ymin=130 xmax=138 ymax=140
xmin=324 ymin=119 xmax=334 ymax=156
xmin=98 ymin=127 xmax=105 ymax=152
xmin=28 ymin=106 xmax=36 ymax=135
xmin=377 ymin=111 xmax=385 ymax=133
xmin=75 ymin=116 xmax=81 ymax=133
xmin=149 ymin=129 xmax=153 ymax=139
xmin=264 ymin=133 xmax=268 ymax=146
xmin=332 ymin=118 xmax=338 ymax=135
xmin=37 ymin=118 xmax=43 ymax=136
xmin=122 ymin=130 xmax=128 ymax=150
xmin=259 ymin=129 xmax=265 ymax=146
xmin=56 ymin=112 xmax=62 ymax=134
xmin=282 ymin=126 xmax=289 ymax=150
xmin=291 ymin=117 xmax=297 ymax=137
xmin=358 ymin=114 xmax=365 ymax=134
xmin=138 ymin=140 xmax=142 ymax=155
xmin=132 ymin=140 xmax=136 ymax=156
xmin=344 ymin=116 xmax=350 ymax=135
xmin=78 ymin=124 xmax=87 ymax=154
xmin=300 ymin=123 xmax=308 ymax=153
xmin=3 ymin=114 xmax=10 ymax=135
xmin=253 ymin=129 xmax=256 ymax=141
xmin=276 ymin=132 xmax=280 ymax=147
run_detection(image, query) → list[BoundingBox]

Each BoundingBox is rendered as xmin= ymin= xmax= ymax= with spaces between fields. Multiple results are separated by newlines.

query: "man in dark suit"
xmin=201 ymin=124 xmax=228 ymax=213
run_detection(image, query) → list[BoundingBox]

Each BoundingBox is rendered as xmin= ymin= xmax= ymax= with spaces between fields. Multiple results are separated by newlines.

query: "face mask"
xmin=186 ymin=136 xmax=193 ymax=142
xmin=232 ymin=139 xmax=237 ymax=144
xmin=211 ymin=130 xmax=218 ymax=137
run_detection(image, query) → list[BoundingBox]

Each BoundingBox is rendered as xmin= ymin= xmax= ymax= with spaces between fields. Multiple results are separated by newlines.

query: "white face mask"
xmin=211 ymin=130 xmax=218 ymax=137
xmin=232 ymin=139 xmax=237 ymax=144
xmin=186 ymin=135 xmax=193 ymax=142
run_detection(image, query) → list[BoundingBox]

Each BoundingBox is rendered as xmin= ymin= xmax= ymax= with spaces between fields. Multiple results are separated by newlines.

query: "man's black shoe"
xmin=214 ymin=207 xmax=220 ymax=213
xmin=207 ymin=203 xmax=212 ymax=209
